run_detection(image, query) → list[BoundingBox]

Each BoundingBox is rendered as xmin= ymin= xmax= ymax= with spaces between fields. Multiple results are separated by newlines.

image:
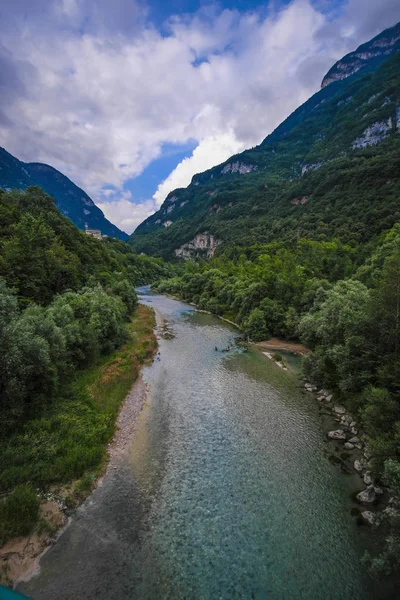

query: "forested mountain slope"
xmin=131 ymin=23 xmax=400 ymax=260
xmin=0 ymin=147 xmax=128 ymax=240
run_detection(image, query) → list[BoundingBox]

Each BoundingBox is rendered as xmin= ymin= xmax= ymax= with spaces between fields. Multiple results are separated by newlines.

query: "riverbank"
xmin=255 ymin=338 xmax=309 ymax=355
xmin=0 ymin=304 xmax=157 ymax=588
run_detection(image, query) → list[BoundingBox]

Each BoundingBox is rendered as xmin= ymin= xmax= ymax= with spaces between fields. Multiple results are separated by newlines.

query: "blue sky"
xmin=1 ymin=0 xmax=400 ymax=232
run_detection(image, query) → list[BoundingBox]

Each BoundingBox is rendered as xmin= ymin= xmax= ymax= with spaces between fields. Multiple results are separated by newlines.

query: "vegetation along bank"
xmin=0 ymin=187 xmax=164 ymax=585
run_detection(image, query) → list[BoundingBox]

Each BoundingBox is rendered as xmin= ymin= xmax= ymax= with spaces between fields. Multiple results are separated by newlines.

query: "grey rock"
xmin=349 ymin=436 xmax=360 ymax=444
xmin=363 ymin=472 xmax=373 ymax=485
xmin=334 ymin=405 xmax=347 ymax=415
xmin=374 ymin=486 xmax=384 ymax=496
xmin=351 ymin=428 xmax=358 ymax=435
xmin=354 ymin=460 xmax=363 ymax=473
xmin=325 ymin=394 xmax=333 ymax=403
xmin=361 ymin=511 xmax=375 ymax=526
xmin=328 ymin=429 xmax=347 ymax=441
xmin=344 ymin=442 xmax=355 ymax=450
xmin=357 ymin=485 xmax=376 ymax=504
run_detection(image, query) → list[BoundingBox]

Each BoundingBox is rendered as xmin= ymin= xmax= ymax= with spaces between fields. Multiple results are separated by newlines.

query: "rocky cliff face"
xmin=175 ymin=233 xmax=220 ymax=259
xmin=0 ymin=148 xmax=128 ymax=240
xmin=321 ymin=22 xmax=400 ymax=89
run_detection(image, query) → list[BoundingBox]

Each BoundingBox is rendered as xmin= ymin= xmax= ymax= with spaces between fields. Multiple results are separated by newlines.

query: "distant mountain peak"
xmin=321 ymin=21 xmax=400 ymax=89
xmin=0 ymin=148 xmax=128 ymax=240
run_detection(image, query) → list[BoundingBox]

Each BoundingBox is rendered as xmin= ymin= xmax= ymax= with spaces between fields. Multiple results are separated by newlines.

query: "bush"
xmin=0 ymin=485 xmax=39 ymax=543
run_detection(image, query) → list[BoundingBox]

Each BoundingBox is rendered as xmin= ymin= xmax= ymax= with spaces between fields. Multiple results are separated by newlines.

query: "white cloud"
xmin=1 ymin=0 xmax=400 ymax=231
xmin=153 ymin=133 xmax=247 ymax=207
xmin=97 ymin=197 xmax=158 ymax=234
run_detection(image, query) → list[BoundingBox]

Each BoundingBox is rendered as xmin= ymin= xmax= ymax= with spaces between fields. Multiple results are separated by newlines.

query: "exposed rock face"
xmin=163 ymin=220 xmax=173 ymax=228
xmin=221 ymin=162 xmax=258 ymax=175
xmin=301 ymin=162 xmax=324 ymax=176
xmin=175 ymin=233 xmax=220 ymax=260
xmin=321 ymin=22 xmax=400 ymax=88
xmin=352 ymin=119 xmax=393 ymax=148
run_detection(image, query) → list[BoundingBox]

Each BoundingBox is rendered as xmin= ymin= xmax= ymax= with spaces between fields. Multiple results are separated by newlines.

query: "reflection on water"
xmin=21 ymin=288 xmax=372 ymax=600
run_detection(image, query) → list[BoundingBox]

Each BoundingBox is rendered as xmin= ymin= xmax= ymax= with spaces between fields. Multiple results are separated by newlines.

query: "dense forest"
xmin=0 ymin=187 xmax=168 ymax=546
xmin=155 ymin=225 xmax=400 ymax=576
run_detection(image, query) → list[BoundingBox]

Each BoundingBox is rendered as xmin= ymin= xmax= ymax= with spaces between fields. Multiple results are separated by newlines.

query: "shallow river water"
xmin=20 ymin=290 xmax=375 ymax=599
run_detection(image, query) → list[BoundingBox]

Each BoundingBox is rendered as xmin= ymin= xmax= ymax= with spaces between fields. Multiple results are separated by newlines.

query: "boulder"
xmin=350 ymin=428 xmax=358 ymax=436
xmin=354 ymin=460 xmax=363 ymax=473
xmin=357 ymin=485 xmax=376 ymax=504
xmin=350 ymin=421 xmax=357 ymax=428
xmin=328 ymin=429 xmax=347 ymax=441
xmin=374 ymin=486 xmax=384 ymax=496
xmin=305 ymin=383 xmax=317 ymax=392
xmin=317 ymin=395 xmax=325 ymax=402
xmin=325 ymin=394 xmax=333 ymax=403
xmin=334 ymin=405 xmax=347 ymax=415
xmin=344 ymin=442 xmax=355 ymax=450
xmin=349 ymin=436 xmax=360 ymax=444
xmin=363 ymin=472 xmax=373 ymax=486
xmin=361 ymin=511 xmax=375 ymax=526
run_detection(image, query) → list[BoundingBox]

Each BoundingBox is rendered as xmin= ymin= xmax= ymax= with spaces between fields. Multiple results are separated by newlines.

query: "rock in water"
xmin=328 ymin=429 xmax=347 ymax=440
xmin=354 ymin=460 xmax=363 ymax=473
xmin=333 ymin=405 xmax=346 ymax=415
xmin=357 ymin=485 xmax=376 ymax=504
xmin=363 ymin=472 xmax=373 ymax=486
xmin=361 ymin=511 xmax=375 ymax=526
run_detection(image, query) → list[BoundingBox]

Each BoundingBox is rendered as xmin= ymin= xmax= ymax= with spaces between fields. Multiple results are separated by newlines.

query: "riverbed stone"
xmin=305 ymin=383 xmax=317 ymax=392
xmin=328 ymin=429 xmax=347 ymax=441
xmin=350 ymin=421 xmax=357 ymax=428
xmin=325 ymin=394 xmax=333 ymax=403
xmin=334 ymin=405 xmax=347 ymax=415
xmin=363 ymin=472 xmax=373 ymax=485
xmin=357 ymin=485 xmax=376 ymax=504
xmin=374 ymin=486 xmax=384 ymax=496
xmin=344 ymin=442 xmax=355 ymax=450
xmin=348 ymin=436 xmax=360 ymax=444
xmin=361 ymin=511 xmax=375 ymax=526
xmin=354 ymin=460 xmax=363 ymax=473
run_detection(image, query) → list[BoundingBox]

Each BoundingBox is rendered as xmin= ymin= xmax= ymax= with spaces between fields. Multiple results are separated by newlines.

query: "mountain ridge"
xmin=130 ymin=22 xmax=400 ymax=260
xmin=0 ymin=147 xmax=128 ymax=240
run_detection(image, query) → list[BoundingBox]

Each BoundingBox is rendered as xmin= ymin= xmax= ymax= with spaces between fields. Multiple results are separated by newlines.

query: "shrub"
xmin=0 ymin=485 xmax=39 ymax=543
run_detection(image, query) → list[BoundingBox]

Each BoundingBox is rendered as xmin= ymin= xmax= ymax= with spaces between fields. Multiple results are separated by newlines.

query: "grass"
xmin=0 ymin=304 xmax=156 ymax=544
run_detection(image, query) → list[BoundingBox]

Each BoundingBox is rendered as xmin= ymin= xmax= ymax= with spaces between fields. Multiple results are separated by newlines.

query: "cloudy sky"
xmin=1 ymin=0 xmax=400 ymax=233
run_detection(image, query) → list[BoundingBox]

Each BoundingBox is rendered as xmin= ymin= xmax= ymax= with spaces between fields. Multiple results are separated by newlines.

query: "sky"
xmin=1 ymin=0 xmax=400 ymax=234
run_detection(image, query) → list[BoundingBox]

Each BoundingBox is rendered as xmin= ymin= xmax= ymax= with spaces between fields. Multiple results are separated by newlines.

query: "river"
xmin=20 ymin=289 xmax=374 ymax=599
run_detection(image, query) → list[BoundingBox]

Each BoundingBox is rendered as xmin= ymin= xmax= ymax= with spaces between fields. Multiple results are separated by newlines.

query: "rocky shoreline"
xmin=303 ymin=381 xmax=400 ymax=527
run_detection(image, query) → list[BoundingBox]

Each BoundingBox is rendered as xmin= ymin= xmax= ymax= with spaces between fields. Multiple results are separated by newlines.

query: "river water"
xmin=20 ymin=290 xmax=374 ymax=599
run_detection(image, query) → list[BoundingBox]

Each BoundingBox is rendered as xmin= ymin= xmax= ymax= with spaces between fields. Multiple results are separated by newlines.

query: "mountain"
xmin=0 ymin=147 xmax=128 ymax=240
xmin=321 ymin=21 xmax=400 ymax=88
xmin=130 ymin=22 xmax=400 ymax=260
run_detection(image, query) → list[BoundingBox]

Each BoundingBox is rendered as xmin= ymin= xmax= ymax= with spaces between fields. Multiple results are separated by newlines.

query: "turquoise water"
xmin=20 ymin=290 xmax=372 ymax=599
